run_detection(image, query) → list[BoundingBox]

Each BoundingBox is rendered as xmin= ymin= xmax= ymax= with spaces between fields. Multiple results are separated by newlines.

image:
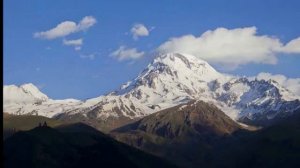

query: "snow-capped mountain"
xmin=3 ymin=53 xmax=300 ymax=125
xmin=3 ymin=84 xmax=98 ymax=117
xmin=213 ymin=77 xmax=300 ymax=123
xmin=73 ymin=53 xmax=299 ymax=122
xmin=4 ymin=83 xmax=49 ymax=105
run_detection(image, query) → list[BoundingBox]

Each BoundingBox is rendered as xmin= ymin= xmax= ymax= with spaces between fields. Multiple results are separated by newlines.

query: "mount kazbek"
xmin=4 ymin=53 xmax=300 ymax=128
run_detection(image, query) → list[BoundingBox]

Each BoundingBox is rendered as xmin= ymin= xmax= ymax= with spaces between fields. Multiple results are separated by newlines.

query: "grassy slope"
xmin=3 ymin=113 xmax=64 ymax=130
xmin=3 ymin=113 xmax=65 ymax=139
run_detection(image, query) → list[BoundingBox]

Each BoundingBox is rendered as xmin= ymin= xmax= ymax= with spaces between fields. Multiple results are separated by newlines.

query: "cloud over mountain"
xmin=255 ymin=72 xmax=300 ymax=96
xmin=157 ymin=27 xmax=300 ymax=69
xmin=280 ymin=37 xmax=300 ymax=53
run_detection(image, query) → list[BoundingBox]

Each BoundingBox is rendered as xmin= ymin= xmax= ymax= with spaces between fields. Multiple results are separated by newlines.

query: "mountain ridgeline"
xmin=3 ymin=53 xmax=300 ymax=168
xmin=4 ymin=53 xmax=300 ymax=132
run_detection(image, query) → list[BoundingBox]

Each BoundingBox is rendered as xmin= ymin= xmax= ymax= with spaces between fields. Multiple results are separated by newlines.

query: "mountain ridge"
xmin=3 ymin=53 xmax=300 ymax=129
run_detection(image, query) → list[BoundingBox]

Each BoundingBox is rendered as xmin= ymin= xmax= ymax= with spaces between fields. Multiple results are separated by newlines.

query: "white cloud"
xmin=34 ymin=21 xmax=77 ymax=39
xmin=63 ymin=38 xmax=83 ymax=46
xmin=255 ymin=72 xmax=300 ymax=96
xmin=34 ymin=16 xmax=96 ymax=40
xmin=80 ymin=53 xmax=95 ymax=60
xmin=110 ymin=46 xmax=144 ymax=61
xmin=280 ymin=37 xmax=300 ymax=53
xmin=77 ymin=16 xmax=97 ymax=31
xmin=131 ymin=23 xmax=149 ymax=40
xmin=75 ymin=46 xmax=82 ymax=51
xmin=157 ymin=27 xmax=300 ymax=69
xmin=63 ymin=38 xmax=83 ymax=51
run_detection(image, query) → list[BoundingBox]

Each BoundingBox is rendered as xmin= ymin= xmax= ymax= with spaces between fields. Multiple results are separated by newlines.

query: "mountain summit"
xmin=4 ymin=83 xmax=48 ymax=105
xmin=71 ymin=53 xmax=299 ymax=125
xmin=3 ymin=53 xmax=300 ymax=129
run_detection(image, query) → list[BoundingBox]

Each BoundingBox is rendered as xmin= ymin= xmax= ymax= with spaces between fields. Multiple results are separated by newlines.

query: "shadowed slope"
xmin=4 ymin=124 xmax=177 ymax=168
xmin=112 ymin=103 xmax=300 ymax=168
xmin=215 ymin=110 xmax=300 ymax=168
xmin=111 ymin=100 xmax=242 ymax=167
xmin=3 ymin=113 xmax=65 ymax=139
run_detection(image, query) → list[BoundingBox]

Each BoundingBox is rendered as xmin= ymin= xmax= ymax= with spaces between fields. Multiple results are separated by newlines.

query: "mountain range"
xmin=4 ymin=100 xmax=300 ymax=168
xmin=4 ymin=53 xmax=300 ymax=131
xmin=3 ymin=52 xmax=300 ymax=168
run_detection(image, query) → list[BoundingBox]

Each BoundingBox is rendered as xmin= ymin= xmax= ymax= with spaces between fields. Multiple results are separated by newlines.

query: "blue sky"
xmin=4 ymin=0 xmax=300 ymax=99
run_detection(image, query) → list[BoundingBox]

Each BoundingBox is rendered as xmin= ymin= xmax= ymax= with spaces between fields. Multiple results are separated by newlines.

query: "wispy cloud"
xmin=157 ymin=27 xmax=300 ymax=70
xmin=75 ymin=46 xmax=82 ymax=51
xmin=63 ymin=38 xmax=83 ymax=50
xmin=80 ymin=53 xmax=95 ymax=60
xmin=110 ymin=46 xmax=144 ymax=61
xmin=77 ymin=16 xmax=97 ymax=31
xmin=63 ymin=38 xmax=83 ymax=46
xmin=34 ymin=16 xmax=97 ymax=40
xmin=36 ymin=83 xmax=46 ymax=89
xmin=131 ymin=23 xmax=150 ymax=40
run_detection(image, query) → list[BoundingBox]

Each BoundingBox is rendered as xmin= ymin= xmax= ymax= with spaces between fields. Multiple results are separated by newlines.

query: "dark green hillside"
xmin=213 ymin=112 xmax=300 ymax=168
xmin=3 ymin=113 xmax=65 ymax=139
xmin=4 ymin=123 xmax=177 ymax=168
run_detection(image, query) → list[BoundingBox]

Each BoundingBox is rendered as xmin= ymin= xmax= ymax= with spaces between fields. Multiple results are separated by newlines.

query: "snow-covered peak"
xmin=95 ymin=53 xmax=233 ymax=119
xmin=20 ymin=83 xmax=48 ymax=99
xmin=4 ymin=83 xmax=48 ymax=105
xmin=3 ymin=53 xmax=299 ymax=125
xmin=117 ymin=53 xmax=224 ymax=94
xmin=105 ymin=53 xmax=299 ymax=121
xmin=148 ymin=53 xmax=221 ymax=81
xmin=154 ymin=52 xmax=207 ymax=64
